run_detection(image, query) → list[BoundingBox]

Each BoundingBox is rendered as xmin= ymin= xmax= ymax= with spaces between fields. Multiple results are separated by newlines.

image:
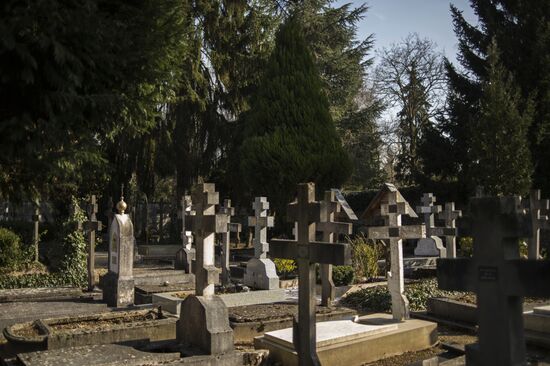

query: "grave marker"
xmin=103 ymin=195 xmax=135 ymax=307
xmin=437 ymin=196 xmax=550 ymax=365
xmin=368 ymin=190 xmax=425 ymax=321
xmin=219 ymin=199 xmax=235 ymax=286
xmin=175 ymin=195 xmax=194 ymax=273
xmin=244 ymin=197 xmax=278 ymax=290
xmin=415 ymin=193 xmax=445 ymax=257
xmin=83 ymin=195 xmax=103 ymax=291
xmin=270 ymin=183 xmax=352 ymax=366
xmin=318 ymin=190 xmax=352 ymax=307
xmin=32 ymin=202 xmax=40 ymax=262
xmin=527 ymin=189 xmax=549 ymax=259
xmin=433 ymin=202 xmax=462 ymax=258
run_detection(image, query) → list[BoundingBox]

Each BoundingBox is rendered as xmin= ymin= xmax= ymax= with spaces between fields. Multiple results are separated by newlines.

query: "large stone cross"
xmin=526 ymin=189 xmax=549 ymax=259
xmin=187 ymin=183 xmax=228 ymax=296
xmin=417 ymin=193 xmax=442 ymax=237
xmin=437 ymin=196 xmax=550 ymax=365
xmin=83 ymin=195 xmax=103 ymax=291
xmin=176 ymin=195 xmax=194 ymax=272
xmin=219 ymin=199 xmax=235 ymax=286
xmin=368 ymin=192 xmax=425 ymax=321
xmin=317 ymin=190 xmax=352 ymax=306
xmin=270 ymin=183 xmax=351 ymax=366
xmin=433 ymin=202 xmax=462 ymax=258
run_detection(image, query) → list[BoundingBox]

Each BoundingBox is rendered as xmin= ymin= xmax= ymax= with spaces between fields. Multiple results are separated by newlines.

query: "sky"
xmin=334 ymin=0 xmax=478 ymax=66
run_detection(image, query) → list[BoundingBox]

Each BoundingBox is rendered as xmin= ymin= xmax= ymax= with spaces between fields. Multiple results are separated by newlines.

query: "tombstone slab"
xmin=414 ymin=237 xmax=446 ymax=257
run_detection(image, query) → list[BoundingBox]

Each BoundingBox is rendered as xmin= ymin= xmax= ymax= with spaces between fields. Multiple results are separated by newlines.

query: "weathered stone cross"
xmin=187 ymin=183 xmax=228 ymax=296
xmin=433 ymin=202 xmax=462 ymax=258
xmin=526 ymin=189 xmax=549 ymax=259
xmin=32 ymin=202 xmax=40 ymax=262
xmin=219 ymin=199 xmax=236 ymax=286
xmin=368 ymin=191 xmax=425 ymax=321
xmin=437 ymin=196 xmax=550 ymax=365
xmin=417 ymin=193 xmax=442 ymax=237
xmin=270 ymin=183 xmax=351 ymax=366
xmin=176 ymin=195 xmax=194 ymax=272
xmin=83 ymin=195 xmax=103 ymax=291
xmin=317 ymin=190 xmax=352 ymax=306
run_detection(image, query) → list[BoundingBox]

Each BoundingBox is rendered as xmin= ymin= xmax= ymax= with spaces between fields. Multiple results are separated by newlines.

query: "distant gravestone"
xmin=32 ymin=202 xmax=40 ymax=262
xmin=219 ymin=199 xmax=236 ymax=286
xmin=177 ymin=183 xmax=234 ymax=355
xmin=438 ymin=196 xmax=550 ymax=365
xmin=318 ymin=190 xmax=352 ymax=307
xmin=526 ymin=189 xmax=549 ymax=259
xmin=83 ymin=195 xmax=103 ymax=291
xmin=270 ymin=183 xmax=352 ymax=366
xmin=175 ymin=195 xmax=194 ymax=273
xmin=368 ymin=190 xmax=425 ymax=321
xmin=244 ymin=197 xmax=278 ymax=290
xmin=434 ymin=202 xmax=461 ymax=258
xmin=103 ymin=196 xmax=135 ymax=308
xmin=414 ymin=193 xmax=445 ymax=257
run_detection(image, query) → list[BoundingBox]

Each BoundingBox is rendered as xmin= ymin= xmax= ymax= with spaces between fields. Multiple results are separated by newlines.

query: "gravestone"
xmin=270 ymin=182 xmax=352 ymax=366
xmin=318 ymin=190 xmax=352 ymax=306
xmin=434 ymin=202 xmax=462 ymax=258
xmin=244 ymin=197 xmax=278 ymax=290
xmin=526 ymin=189 xmax=549 ymax=259
xmin=414 ymin=193 xmax=445 ymax=257
xmin=175 ymin=195 xmax=194 ymax=272
xmin=438 ymin=196 xmax=550 ymax=366
xmin=83 ymin=195 xmax=103 ymax=291
xmin=219 ymin=199 xmax=236 ymax=286
xmin=367 ymin=189 xmax=425 ymax=321
xmin=102 ymin=196 xmax=135 ymax=308
xmin=177 ymin=183 xmax=234 ymax=355
xmin=32 ymin=202 xmax=40 ymax=262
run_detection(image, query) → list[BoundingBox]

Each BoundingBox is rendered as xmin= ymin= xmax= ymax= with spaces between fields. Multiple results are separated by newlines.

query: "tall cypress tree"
xmin=469 ymin=43 xmax=533 ymax=195
xmin=239 ymin=15 xmax=351 ymax=214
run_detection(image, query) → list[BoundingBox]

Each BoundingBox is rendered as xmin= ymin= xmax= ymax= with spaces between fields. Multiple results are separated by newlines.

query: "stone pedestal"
xmin=414 ymin=237 xmax=446 ymax=257
xmin=243 ymin=258 xmax=279 ymax=290
xmin=177 ymin=295 xmax=234 ymax=355
xmin=102 ymin=272 xmax=134 ymax=308
xmin=175 ymin=247 xmax=195 ymax=272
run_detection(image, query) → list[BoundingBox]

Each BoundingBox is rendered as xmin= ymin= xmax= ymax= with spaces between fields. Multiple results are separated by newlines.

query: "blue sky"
xmin=334 ymin=0 xmax=478 ymax=65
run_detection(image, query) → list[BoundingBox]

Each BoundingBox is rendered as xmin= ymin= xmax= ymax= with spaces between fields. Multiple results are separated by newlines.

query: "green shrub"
xmin=332 ymin=265 xmax=354 ymax=286
xmin=0 ymin=228 xmax=23 ymax=269
xmin=274 ymin=258 xmax=297 ymax=279
xmin=459 ymin=237 xmax=473 ymax=257
xmin=347 ymin=234 xmax=382 ymax=280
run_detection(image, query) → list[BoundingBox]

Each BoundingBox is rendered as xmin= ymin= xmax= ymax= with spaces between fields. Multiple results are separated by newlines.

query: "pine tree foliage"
xmin=239 ymin=16 xmax=351 ymax=213
xmin=469 ymin=43 xmax=533 ymax=195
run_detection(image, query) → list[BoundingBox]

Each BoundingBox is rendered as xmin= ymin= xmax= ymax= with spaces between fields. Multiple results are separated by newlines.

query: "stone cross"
xmin=433 ymin=202 xmax=462 ymax=258
xmin=32 ymin=202 xmax=40 ymax=262
xmin=368 ymin=191 xmax=425 ymax=321
xmin=219 ymin=199 xmax=235 ymax=286
xmin=527 ymin=189 xmax=549 ymax=259
xmin=175 ymin=195 xmax=194 ymax=273
xmin=437 ymin=196 xmax=550 ymax=365
xmin=317 ymin=190 xmax=352 ymax=306
xmin=417 ymin=193 xmax=442 ymax=237
xmin=270 ymin=183 xmax=352 ymax=366
xmin=83 ymin=195 xmax=103 ymax=291
xmin=244 ymin=197 xmax=278 ymax=290
xmin=187 ymin=183 xmax=228 ymax=297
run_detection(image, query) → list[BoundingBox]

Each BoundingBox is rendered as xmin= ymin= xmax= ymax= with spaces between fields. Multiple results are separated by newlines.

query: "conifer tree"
xmin=469 ymin=43 xmax=533 ymax=195
xmin=239 ymin=15 xmax=351 ymax=213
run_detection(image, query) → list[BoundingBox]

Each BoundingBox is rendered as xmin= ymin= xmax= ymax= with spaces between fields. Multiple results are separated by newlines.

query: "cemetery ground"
xmin=0 ymin=186 xmax=550 ymax=365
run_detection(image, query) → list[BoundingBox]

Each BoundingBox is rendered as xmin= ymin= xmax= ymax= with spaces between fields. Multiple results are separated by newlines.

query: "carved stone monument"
xmin=83 ymin=195 xmax=103 ymax=291
xmin=103 ymin=196 xmax=135 ymax=308
xmin=318 ymin=190 xmax=352 ymax=306
xmin=438 ymin=196 xmax=550 ymax=365
xmin=414 ymin=193 xmax=445 ymax=257
xmin=435 ymin=202 xmax=461 ymax=258
xmin=270 ymin=183 xmax=352 ymax=366
xmin=526 ymin=189 xmax=549 ymax=259
xmin=219 ymin=199 xmax=237 ymax=286
xmin=175 ymin=195 xmax=194 ymax=272
xmin=177 ymin=183 xmax=234 ymax=355
xmin=368 ymin=187 xmax=425 ymax=321
xmin=244 ymin=197 xmax=278 ymax=290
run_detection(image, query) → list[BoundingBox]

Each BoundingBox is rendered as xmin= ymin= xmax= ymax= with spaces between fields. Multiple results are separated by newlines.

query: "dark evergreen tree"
xmin=440 ymin=1 xmax=550 ymax=192
xmin=469 ymin=43 xmax=533 ymax=195
xmin=238 ymin=16 xmax=351 ymax=213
